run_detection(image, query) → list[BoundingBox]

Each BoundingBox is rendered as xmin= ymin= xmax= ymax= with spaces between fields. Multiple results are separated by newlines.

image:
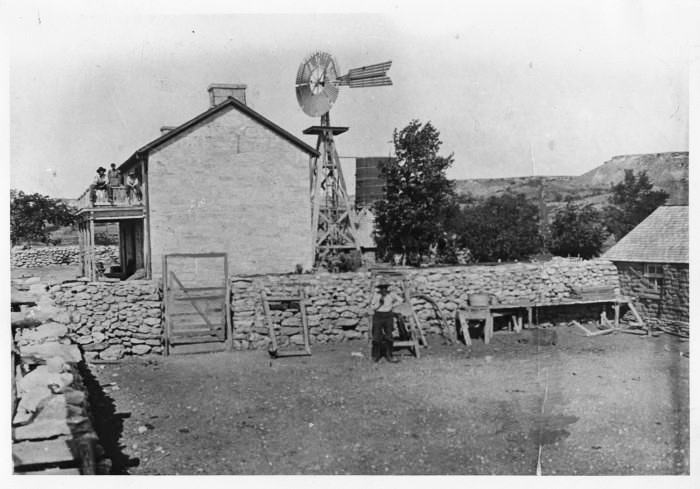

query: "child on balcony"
xmin=125 ymin=170 xmax=143 ymax=204
xmin=107 ymin=163 xmax=121 ymax=201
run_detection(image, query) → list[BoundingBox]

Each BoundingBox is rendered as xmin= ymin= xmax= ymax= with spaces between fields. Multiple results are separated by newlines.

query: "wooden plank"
xmin=299 ymin=291 xmax=311 ymax=354
xmin=167 ymin=303 xmax=222 ymax=314
xmin=163 ymin=255 xmax=171 ymax=355
xmin=170 ymin=271 xmax=216 ymax=330
xmin=224 ymin=253 xmax=232 ymax=352
xmin=627 ymin=302 xmax=646 ymax=328
xmin=169 ymin=335 xmax=224 ymax=345
xmin=171 ymin=286 xmax=227 ymax=293
xmin=165 ymin=252 xmax=227 ymax=259
xmin=587 ymin=328 xmax=615 ymax=337
xmin=141 ymin=158 xmax=151 ymax=279
xmin=171 ymin=293 xmax=225 ymax=301
xmin=165 ymin=301 xmax=223 ymax=315
xmin=169 ymin=310 xmax=223 ymax=318
xmin=170 ymin=327 xmax=224 ymax=337
xmin=168 ymin=341 xmax=228 ymax=355
xmin=455 ymin=311 xmax=472 ymax=347
xmin=484 ymin=314 xmax=494 ymax=345
xmin=89 ymin=217 xmax=96 ymax=281
xmin=261 ymin=292 xmax=278 ymax=353
xmin=271 ymin=350 xmax=312 ymax=358
xmin=570 ymin=320 xmax=593 ymax=336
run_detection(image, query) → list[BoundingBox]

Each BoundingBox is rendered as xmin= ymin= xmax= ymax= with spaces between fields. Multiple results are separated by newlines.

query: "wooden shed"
xmin=603 ymin=205 xmax=689 ymax=325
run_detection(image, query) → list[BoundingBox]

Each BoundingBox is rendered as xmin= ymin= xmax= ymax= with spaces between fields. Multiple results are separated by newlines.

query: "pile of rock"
xmin=49 ymin=280 xmax=163 ymax=361
xmin=11 ymin=276 xmax=105 ymax=474
xmin=11 ymin=245 xmax=119 ymax=268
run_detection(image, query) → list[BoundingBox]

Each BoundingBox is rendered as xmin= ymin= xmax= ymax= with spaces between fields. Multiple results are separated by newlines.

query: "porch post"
xmin=88 ymin=215 xmax=96 ymax=281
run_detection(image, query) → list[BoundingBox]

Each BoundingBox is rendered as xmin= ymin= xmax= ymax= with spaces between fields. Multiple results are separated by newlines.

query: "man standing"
xmin=369 ymin=281 xmax=403 ymax=362
xmin=89 ymin=167 xmax=109 ymax=205
xmin=107 ymin=163 xmax=121 ymax=202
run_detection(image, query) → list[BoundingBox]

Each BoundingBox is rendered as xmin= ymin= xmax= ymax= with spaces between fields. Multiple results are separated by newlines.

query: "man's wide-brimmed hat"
xmin=376 ymin=281 xmax=391 ymax=289
xmin=128 ymin=169 xmax=136 ymax=175
xmin=97 ymin=166 xmax=106 ymax=173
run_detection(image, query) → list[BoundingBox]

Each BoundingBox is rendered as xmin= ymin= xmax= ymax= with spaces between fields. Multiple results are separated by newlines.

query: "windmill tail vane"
xmin=336 ymin=61 xmax=393 ymax=88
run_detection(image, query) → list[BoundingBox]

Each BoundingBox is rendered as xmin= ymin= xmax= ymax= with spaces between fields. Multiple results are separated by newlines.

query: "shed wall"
xmin=147 ymin=107 xmax=312 ymax=277
xmin=615 ymin=261 xmax=689 ymax=325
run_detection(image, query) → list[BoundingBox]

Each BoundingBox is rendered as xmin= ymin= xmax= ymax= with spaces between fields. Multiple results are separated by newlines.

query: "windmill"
xmin=295 ymin=51 xmax=392 ymax=268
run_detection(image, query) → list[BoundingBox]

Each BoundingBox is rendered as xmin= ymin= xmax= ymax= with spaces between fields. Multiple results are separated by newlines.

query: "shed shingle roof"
xmin=603 ymin=205 xmax=688 ymax=263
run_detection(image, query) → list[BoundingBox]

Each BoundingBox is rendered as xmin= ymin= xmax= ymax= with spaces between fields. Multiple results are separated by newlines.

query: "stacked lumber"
xmin=12 ymin=276 xmax=106 ymax=475
xmin=570 ymin=286 xmax=617 ymax=300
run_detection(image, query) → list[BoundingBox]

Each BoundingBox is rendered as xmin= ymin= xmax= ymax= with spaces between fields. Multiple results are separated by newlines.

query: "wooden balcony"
xmin=75 ymin=185 xmax=145 ymax=221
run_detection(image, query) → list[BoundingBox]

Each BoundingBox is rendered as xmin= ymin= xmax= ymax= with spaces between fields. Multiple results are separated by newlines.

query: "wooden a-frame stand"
xmin=262 ymin=289 xmax=311 ymax=358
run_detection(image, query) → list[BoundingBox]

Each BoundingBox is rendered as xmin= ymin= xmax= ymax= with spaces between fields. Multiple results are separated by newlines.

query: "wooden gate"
xmin=163 ymin=253 xmax=232 ymax=355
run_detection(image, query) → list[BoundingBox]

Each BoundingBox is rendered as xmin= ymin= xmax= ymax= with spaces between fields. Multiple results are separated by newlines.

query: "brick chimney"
xmin=207 ymin=83 xmax=247 ymax=107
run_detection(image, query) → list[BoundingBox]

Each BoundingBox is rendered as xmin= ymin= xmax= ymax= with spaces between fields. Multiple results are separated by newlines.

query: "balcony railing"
xmin=77 ymin=185 xmax=143 ymax=210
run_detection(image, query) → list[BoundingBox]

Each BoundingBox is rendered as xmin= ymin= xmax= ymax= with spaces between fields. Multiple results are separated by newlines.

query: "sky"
xmin=4 ymin=0 xmax=697 ymax=199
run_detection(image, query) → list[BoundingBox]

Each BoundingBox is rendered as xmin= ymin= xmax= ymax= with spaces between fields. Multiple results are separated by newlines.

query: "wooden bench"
xmin=456 ymin=295 xmax=637 ymax=344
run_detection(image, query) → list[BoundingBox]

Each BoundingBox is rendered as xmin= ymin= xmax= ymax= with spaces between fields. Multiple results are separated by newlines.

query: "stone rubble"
xmin=11 ymin=275 xmax=104 ymax=474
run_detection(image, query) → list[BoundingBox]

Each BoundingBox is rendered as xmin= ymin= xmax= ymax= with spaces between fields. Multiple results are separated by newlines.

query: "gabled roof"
xmin=603 ymin=206 xmax=688 ymax=263
xmin=119 ymin=96 xmax=318 ymax=171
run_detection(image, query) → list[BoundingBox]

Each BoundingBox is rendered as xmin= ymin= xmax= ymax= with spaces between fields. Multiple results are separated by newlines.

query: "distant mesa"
xmin=453 ymin=151 xmax=688 ymax=207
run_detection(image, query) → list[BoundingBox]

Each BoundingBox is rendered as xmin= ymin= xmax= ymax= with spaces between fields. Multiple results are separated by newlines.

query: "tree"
xmin=10 ymin=189 xmax=76 ymax=245
xmin=548 ymin=200 xmax=607 ymax=259
xmin=455 ymin=193 xmax=541 ymax=262
xmin=373 ymin=120 xmax=458 ymax=264
xmin=604 ymin=170 xmax=668 ymax=240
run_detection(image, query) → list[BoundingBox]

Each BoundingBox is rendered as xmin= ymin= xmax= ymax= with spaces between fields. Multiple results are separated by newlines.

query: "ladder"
xmin=368 ymin=270 xmax=427 ymax=358
xmin=261 ymin=289 xmax=311 ymax=358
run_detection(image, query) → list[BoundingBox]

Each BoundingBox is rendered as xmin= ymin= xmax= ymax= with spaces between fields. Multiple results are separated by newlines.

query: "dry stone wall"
xmin=229 ymin=258 xmax=620 ymax=350
xmin=40 ymin=258 xmax=620 ymax=357
xmin=49 ymin=280 xmax=163 ymax=361
xmin=11 ymin=245 xmax=119 ymax=268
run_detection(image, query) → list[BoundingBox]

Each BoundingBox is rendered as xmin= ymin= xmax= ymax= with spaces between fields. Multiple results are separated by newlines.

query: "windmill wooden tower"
xmin=295 ymin=51 xmax=392 ymax=268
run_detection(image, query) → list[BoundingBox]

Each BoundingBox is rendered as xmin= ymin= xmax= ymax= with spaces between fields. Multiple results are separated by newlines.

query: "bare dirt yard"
xmin=86 ymin=327 xmax=689 ymax=475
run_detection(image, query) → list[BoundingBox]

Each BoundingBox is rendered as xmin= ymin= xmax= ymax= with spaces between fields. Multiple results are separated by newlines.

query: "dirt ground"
xmin=86 ymin=327 xmax=689 ymax=475
xmin=11 ymin=264 xmax=690 ymax=475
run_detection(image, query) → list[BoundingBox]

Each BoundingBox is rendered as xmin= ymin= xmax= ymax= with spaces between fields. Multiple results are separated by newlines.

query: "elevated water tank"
xmin=355 ymin=157 xmax=393 ymax=208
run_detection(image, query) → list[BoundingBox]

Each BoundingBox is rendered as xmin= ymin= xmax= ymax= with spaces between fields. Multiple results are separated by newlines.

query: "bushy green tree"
xmin=455 ymin=193 xmax=541 ymax=262
xmin=604 ymin=170 xmax=668 ymax=240
xmin=374 ymin=120 xmax=458 ymax=264
xmin=10 ymin=189 xmax=76 ymax=245
xmin=548 ymin=200 xmax=607 ymax=259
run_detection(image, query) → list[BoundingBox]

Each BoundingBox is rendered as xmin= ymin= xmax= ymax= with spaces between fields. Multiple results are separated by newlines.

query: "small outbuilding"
xmin=603 ymin=205 xmax=689 ymax=325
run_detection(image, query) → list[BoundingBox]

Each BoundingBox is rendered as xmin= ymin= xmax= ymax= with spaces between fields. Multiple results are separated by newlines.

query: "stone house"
xmin=603 ymin=205 xmax=689 ymax=325
xmin=75 ymin=84 xmax=319 ymax=279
